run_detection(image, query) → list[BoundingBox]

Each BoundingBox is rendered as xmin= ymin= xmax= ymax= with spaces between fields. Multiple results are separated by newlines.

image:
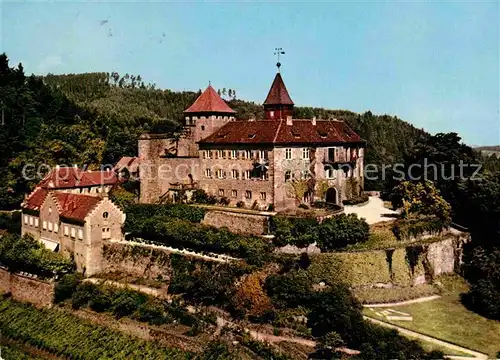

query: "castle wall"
xmin=0 ymin=267 xmax=55 ymax=308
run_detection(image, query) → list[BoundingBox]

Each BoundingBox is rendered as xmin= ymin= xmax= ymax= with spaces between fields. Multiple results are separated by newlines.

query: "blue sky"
xmin=1 ymin=1 xmax=498 ymax=145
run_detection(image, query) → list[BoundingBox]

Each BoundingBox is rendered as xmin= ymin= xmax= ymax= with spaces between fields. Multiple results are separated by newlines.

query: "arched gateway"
xmin=325 ymin=187 xmax=338 ymax=204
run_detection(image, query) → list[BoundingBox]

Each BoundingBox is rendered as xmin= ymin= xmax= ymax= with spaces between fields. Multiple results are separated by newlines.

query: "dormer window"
xmin=103 ymin=212 xmax=109 ymax=219
xmin=318 ymin=130 xmax=328 ymax=138
xmin=248 ymin=133 xmax=256 ymax=139
xmin=292 ymin=130 xmax=300 ymax=138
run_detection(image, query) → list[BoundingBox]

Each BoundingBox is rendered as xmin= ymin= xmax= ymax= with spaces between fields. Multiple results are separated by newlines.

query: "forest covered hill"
xmin=1 ymin=54 xmax=426 ymax=208
xmin=43 ymin=72 xmax=428 ymax=180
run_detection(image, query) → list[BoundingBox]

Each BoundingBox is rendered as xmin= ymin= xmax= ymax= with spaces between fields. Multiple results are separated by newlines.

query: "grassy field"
xmin=363 ymin=276 xmax=500 ymax=357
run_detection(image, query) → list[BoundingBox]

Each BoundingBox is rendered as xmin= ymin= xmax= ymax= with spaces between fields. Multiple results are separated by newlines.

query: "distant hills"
xmin=475 ymin=146 xmax=500 ymax=157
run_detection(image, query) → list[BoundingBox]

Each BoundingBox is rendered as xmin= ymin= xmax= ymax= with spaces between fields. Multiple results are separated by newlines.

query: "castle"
xmin=139 ymin=69 xmax=366 ymax=211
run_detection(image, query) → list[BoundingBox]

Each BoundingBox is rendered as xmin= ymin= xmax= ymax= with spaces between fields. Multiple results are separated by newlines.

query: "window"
xmin=328 ymin=148 xmax=336 ymax=162
xmin=201 ymin=125 xmax=205 ymax=131
xmin=231 ymin=169 xmax=239 ymax=179
xmin=78 ymin=229 xmax=83 ymax=240
xmin=325 ymin=166 xmax=335 ymax=179
xmin=285 ymin=148 xmax=292 ymax=160
xmin=54 ymin=223 xmax=59 ymax=233
xmin=217 ymin=150 xmax=224 ymax=159
xmin=245 ymin=191 xmax=252 ymax=199
xmin=48 ymin=222 xmax=53 ymax=231
xmin=70 ymin=227 xmax=76 ymax=238
xmin=302 ymin=148 xmax=310 ymax=160
xmin=216 ymin=169 xmax=224 ymax=179
xmin=35 ymin=218 xmax=39 ymax=227
xmin=285 ymin=170 xmax=292 ymax=182
xmin=231 ymin=150 xmax=237 ymax=159
xmin=301 ymin=170 xmax=310 ymax=179
xmin=64 ymin=225 xmax=69 ymax=236
xmin=205 ymin=168 xmax=212 ymax=178
xmin=103 ymin=212 xmax=109 ymax=219
xmin=270 ymin=111 xmax=274 ymax=117
xmin=218 ymin=189 xmax=224 ymax=197
xmin=29 ymin=216 xmax=33 ymax=226
xmin=24 ymin=215 xmax=28 ymax=225
xmin=102 ymin=227 xmax=110 ymax=239
xmin=260 ymin=192 xmax=266 ymax=200
xmin=43 ymin=221 xmax=47 ymax=230
xmin=202 ymin=150 xmax=207 ymax=159
xmin=245 ymin=150 xmax=251 ymax=159
xmin=231 ymin=190 xmax=238 ymax=198
xmin=259 ymin=150 xmax=266 ymax=159
xmin=244 ymin=170 xmax=251 ymax=179
xmin=48 ymin=207 xmax=52 ymax=215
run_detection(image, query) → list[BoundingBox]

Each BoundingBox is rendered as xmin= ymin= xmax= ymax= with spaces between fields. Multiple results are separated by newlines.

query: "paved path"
xmin=364 ymin=316 xmax=488 ymax=359
xmin=344 ymin=196 xmax=398 ymax=224
xmin=363 ymin=295 xmax=442 ymax=308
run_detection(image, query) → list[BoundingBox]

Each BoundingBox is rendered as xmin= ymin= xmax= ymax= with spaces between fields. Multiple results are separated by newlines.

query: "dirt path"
xmin=363 ymin=295 xmax=442 ymax=308
xmin=364 ymin=316 xmax=488 ymax=359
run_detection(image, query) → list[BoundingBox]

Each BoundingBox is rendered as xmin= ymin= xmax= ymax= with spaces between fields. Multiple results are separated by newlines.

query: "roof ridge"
xmin=273 ymin=119 xmax=284 ymax=144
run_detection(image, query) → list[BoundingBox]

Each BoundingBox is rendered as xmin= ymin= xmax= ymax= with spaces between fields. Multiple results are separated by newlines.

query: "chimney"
xmin=56 ymin=165 xmax=60 ymax=170
xmin=286 ymin=115 xmax=293 ymax=126
xmin=312 ymin=116 xmax=316 ymax=126
xmin=73 ymin=164 xmax=78 ymax=169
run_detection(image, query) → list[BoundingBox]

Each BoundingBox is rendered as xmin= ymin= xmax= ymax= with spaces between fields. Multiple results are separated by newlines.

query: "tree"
xmin=317 ymin=214 xmax=369 ymax=251
xmin=389 ymin=180 xmax=451 ymax=224
xmin=232 ymin=271 xmax=273 ymax=318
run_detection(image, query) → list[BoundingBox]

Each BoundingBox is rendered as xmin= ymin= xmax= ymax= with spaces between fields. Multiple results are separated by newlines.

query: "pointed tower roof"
xmin=184 ymin=85 xmax=236 ymax=114
xmin=264 ymin=73 xmax=294 ymax=106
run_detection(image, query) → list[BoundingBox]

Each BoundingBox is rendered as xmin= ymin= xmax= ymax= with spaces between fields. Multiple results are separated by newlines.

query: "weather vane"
xmin=274 ymin=47 xmax=285 ymax=72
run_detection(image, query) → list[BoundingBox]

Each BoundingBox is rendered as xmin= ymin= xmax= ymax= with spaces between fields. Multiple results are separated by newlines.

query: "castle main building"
xmin=139 ymin=71 xmax=366 ymax=211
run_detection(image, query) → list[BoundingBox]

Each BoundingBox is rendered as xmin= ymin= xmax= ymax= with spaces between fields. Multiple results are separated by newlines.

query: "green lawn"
xmin=362 ymin=276 xmax=500 ymax=357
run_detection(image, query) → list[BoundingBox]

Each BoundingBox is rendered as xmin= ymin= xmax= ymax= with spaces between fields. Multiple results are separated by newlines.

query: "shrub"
xmin=128 ymin=216 xmax=273 ymax=264
xmin=270 ymin=215 xmax=319 ymax=248
xmin=392 ymin=217 xmax=446 ymax=240
xmin=342 ymin=194 xmax=369 ymax=206
xmin=298 ymin=203 xmax=309 ymax=209
xmin=317 ymin=214 xmax=369 ymax=251
xmin=218 ymin=197 xmax=230 ymax=206
xmin=71 ymin=282 xmax=99 ymax=309
xmin=0 ymin=233 xmax=74 ymax=278
xmin=265 ymin=270 xmax=313 ymax=308
xmin=236 ymin=201 xmax=245 ymax=208
xmin=0 ymin=212 xmax=21 ymax=234
xmin=232 ymin=271 xmax=273 ymax=318
xmin=54 ymin=273 xmax=83 ymax=303
xmin=462 ymin=246 xmax=500 ymax=320
xmin=135 ymin=300 xmax=169 ymax=325
xmin=191 ymin=189 xmax=218 ymax=205
xmin=111 ymin=289 xmax=147 ymax=318
xmin=124 ymin=203 xmax=206 ymax=232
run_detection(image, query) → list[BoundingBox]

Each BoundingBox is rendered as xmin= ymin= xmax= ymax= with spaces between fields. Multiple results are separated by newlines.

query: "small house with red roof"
xmin=139 ymin=68 xmax=366 ymax=211
xmin=21 ymin=166 xmax=125 ymax=276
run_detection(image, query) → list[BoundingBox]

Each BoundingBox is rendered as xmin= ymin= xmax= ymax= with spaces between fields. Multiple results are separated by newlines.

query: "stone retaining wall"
xmin=0 ymin=267 xmax=54 ymax=308
xmin=202 ymin=210 xmax=270 ymax=235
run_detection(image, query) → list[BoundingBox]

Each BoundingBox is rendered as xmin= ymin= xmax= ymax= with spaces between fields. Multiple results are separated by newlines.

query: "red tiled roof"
xmin=39 ymin=167 xmax=118 ymax=189
xmin=24 ymin=188 xmax=49 ymax=211
xmin=54 ymin=192 xmax=101 ymax=222
xmin=264 ymin=73 xmax=294 ymax=106
xmin=114 ymin=157 xmax=139 ymax=173
xmin=23 ymin=188 xmax=102 ymax=222
xmin=184 ymin=85 xmax=236 ymax=114
xmin=199 ymin=119 xmax=365 ymax=146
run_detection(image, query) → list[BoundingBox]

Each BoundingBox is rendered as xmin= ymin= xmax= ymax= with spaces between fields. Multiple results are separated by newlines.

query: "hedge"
xmin=342 ymin=194 xmax=369 ymax=206
xmin=124 ymin=203 xmax=206 ymax=232
xmin=127 ymin=215 xmax=273 ymax=265
xmin=392 ymin=217 xmax=447 ymax=241
xmin=0 ymin=233 xmax=74 ymax=278
xmin=306 ymin=244 xmax=431 ymax=287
